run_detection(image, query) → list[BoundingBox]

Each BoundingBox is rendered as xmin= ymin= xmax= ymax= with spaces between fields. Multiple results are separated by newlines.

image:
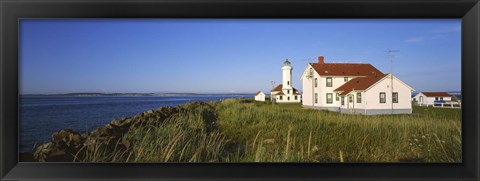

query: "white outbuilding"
xmin=300 ymin=55 xmax=415 ymax=115
xmin=255 ymin=91 xmax=266 ymax=102
xmin=412 ymin=92 xmax=452 ymax=106
xmin=271 ymin=59 xmax=302 ymax=103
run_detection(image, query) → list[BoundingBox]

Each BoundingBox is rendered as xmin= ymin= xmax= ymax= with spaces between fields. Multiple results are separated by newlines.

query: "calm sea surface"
xmin=19 ymin=95 xmax=252 ymax=152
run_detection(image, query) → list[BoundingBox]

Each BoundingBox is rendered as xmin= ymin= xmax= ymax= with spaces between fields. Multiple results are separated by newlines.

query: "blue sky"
xmin=19 ymin=19 xmax=461 ymax=94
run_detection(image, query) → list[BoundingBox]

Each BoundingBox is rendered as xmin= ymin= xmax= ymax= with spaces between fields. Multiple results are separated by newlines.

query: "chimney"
xmin=318 ymin=56 xmax=325 ymax=64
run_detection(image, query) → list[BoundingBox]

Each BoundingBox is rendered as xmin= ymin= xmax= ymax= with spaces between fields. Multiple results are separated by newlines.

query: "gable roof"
xmin=335 ymin=74 xmax=415 ymax=96
xmin=309 ymin=62 xmax=384 ymax=77
xmin=255 ymin=91 xmax=264 ymax=96
xmin=270 ymin=84 xmax=300 ymax=95
xmin=334 ymin=74 xmax=387 ymax=96
xmin=421 ymin=92 xmax=451 ymax=97
xmin=271 ymin=84 xmax=283 ymax=92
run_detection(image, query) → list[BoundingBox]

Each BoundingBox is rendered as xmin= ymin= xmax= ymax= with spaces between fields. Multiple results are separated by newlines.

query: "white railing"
xmin=414 ymin=101 xmax=461 ymax=108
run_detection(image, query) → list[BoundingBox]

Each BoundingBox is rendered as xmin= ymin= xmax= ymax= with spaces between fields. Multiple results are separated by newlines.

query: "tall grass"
xmin=215 ymin=99 xmax=461 ymax=162
xmin=76 ymin=102 xmax=232 ymax=162
xmin=75 ymin=98 xmax=461 ymax=162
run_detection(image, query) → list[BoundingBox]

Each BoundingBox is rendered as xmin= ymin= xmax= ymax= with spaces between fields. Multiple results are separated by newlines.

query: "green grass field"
xmin=76 ymin=98 xmax=461 ymax=163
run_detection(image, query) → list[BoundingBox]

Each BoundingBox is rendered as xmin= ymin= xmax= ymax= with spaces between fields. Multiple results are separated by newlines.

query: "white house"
xmin=255 ymin=91 xmax=266 ymax=102
xmin=271 ymin=59 xmax=302 ymax=103
xmin=412 ymin=92 xmax=452 ymax=106
xmin=300 ymin=56 xmax=415 ymax=115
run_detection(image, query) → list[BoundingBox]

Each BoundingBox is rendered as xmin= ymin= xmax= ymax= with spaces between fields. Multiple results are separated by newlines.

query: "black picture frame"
xmin=1 ymin=0 xmax=479 ymax=180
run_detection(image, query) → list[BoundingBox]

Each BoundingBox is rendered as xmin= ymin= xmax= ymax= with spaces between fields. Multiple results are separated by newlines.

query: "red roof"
xmin=270 ymin=84 xmax=300 ymax=95
xmin=271 ymin=84 xmax=283 ymax=92
xmin=334 ymin=74 xmax=387 ymax=96
xmin=421 ymin=92 xmax=451 ymax=97
xmin=310 ymin=63 xmax=383 ymax=77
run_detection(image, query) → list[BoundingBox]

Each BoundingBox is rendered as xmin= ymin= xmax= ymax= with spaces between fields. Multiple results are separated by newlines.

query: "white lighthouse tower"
xmin=282 ymin=59 xmax=293 ymax=90
xmin=270 ymin=59 xmax=301 ymax=103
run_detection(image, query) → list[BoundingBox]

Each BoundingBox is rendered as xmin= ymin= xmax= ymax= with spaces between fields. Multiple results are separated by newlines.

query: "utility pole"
xmin=271 ymin=81 xmax=275 ymax=103
xmin=305 ymin=58 xmax=314 ymax=107
xmin=386 ymin=49 xmax=399 ymax=114
xmin=311 ymin=66 xmax=314 ymax=107
xmin=304 ymin=63 xmax=315 ymax=107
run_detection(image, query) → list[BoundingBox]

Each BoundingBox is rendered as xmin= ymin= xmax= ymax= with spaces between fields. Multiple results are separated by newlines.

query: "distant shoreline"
xmin=20 ymin=91 xmax=461 ymax=97
xmin=20 ymin=93 xmax=254 ymax=97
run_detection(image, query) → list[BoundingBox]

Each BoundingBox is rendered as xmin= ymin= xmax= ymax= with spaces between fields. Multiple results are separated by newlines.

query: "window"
xmin=341 ymin=97 xmax=345 ymax=105
xmin=349 ymin=96 xmax=353 ymax=103
xmin=295 ymin=96 xmax=298 ymax=100
xmin=314 ymin=93 xmax=318 ymax=103
xmin=326 ymin=77 xmax=332 ymax=87
xmin=280 ymin=96 xmax=283 ymax=100
xmin=314 ymin=78 xmax=318 ymax=87
xmin=392 ymin=92 xmax=398 ymax=103
xmin=379 ymin=92 xmax=386 ymax=103
xmin=287 ymin=81 xmax=290 ymax=85
xmin=357 ymin=92 xmax=362 ymax=103
xmin=336 ymin=93 xmax=339 ymax=101
xmin=326 ymin=93 xmax=333 ymax=104
xmin=440 ymin=97 xmax=443 ymax=100
xmin=344 ymin=77 xmax=348 ymax=82
xmin=435 ymin=97 xmax=439 ymax=101
xmin=287 ymin=90 xmax=290 ymax=94
xmin=288 ymin=96 xmax=290 ymax=101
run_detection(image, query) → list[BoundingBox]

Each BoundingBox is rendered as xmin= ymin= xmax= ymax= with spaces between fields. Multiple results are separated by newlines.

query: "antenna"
xmin=385 ymin=49 xmax=399 ymax=114
xmin=270 ymin=81 xmax=277 ymax=103
xmin=385 ymin=49 xmax=399 ymax=75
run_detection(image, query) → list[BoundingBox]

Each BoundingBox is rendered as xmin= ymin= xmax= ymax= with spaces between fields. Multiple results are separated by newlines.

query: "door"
xmin=347 ymin=95 xmax=354 ymax=112
xmin=419 ymin=96 xmax=423 ymax=104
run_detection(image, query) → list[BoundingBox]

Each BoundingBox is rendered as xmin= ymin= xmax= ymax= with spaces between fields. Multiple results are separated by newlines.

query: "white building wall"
xmin=413 ymin=93 xmax=429 ymax=105
xmin=317 ymin=76 xmax=358 ymax=108
xmin=301 ymin=64 xmax=364 ymax=109
xmin=444 ymin=97 xmax=452 ymax=101
xmin=282 ymin=65 xmax=292 ymax=90
xmin=271 ymin=61 xmax=301 ymax=104
xmin=300 ymin=63 xmax=414 ymax=114
xmin=301 ymin=65 xmax=317 ymax=107
xmin=343 ymin=91 xmax=366 ymax=110
xmin=255 ymin=92 xmax=266 ymax=101
xmin=274 ymin=92 xmax=301 ymax=103
xmin=412 ymin=93 xmax=452 ymax=106
xmin=425 ymin=97 xmax=436 ymax=105
xmin=301 ymin=71 xmax=314 ymax=106
xmin=364 ymin=75 xmax=412 ymax=111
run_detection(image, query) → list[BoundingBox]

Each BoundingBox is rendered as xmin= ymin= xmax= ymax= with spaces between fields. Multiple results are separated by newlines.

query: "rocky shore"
xmin=21 ymin=102 xmax=216 ymax=162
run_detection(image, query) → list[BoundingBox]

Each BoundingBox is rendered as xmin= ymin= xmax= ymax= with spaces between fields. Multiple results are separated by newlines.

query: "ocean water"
xmin=19 ymin=95 xmax=252 ymax=152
